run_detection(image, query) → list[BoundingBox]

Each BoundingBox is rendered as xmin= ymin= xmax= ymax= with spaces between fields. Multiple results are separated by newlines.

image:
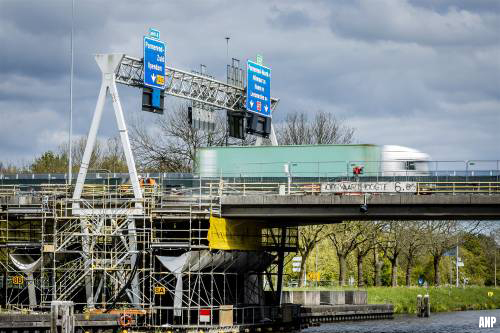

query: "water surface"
xmin=303 ymin=309 xmax=500 ymax=333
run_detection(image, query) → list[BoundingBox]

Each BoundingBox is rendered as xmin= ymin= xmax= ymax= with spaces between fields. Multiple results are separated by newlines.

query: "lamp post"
xmin=284 ymin=163 xmax=291 ymax=195
xmin=68 ymin=0 xmax=75 ymax=185
xmin=492 ymin=229 xmax=499 ymax=288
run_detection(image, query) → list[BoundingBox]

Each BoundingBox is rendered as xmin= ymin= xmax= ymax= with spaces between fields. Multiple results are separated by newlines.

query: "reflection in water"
xmin=303 ymin=309 xmax=500 ymax=333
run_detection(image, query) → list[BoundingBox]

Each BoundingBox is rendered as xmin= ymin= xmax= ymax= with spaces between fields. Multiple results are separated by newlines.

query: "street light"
xmin=492 ymin=229 xmax=500 ymax=288
xmin=68 ymin=0 xmax=75 ymax=185
xmin=283 ymin=163 xmax=297 ymax=194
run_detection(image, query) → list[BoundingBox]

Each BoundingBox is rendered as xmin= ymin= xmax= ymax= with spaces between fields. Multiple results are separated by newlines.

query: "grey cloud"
xmin=328 ymin=0 xmax=500 ymax=46
xmin=0 ymin=0 xmax=498 ymax=164
xmin=267 ymin=5 xmax=314 ymax=30
xmin=408 ymin=0 xmax=500 ymax=14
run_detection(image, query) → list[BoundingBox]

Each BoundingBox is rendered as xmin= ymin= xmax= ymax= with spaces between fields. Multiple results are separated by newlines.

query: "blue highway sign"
xmin=143 ymin=36 xmax=166 ymax=90
xmin=149 ymin=28 xmax=160 ymax=39
xmin=246 ymin=60 xmax=271 ymax=117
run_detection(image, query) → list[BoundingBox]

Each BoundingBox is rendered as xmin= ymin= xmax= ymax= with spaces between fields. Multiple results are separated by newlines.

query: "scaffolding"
xmin=0 ymin=181 xmax=298 ymax=330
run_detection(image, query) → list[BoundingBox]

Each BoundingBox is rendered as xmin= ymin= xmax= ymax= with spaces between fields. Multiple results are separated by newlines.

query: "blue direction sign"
xmin=246 ymin=60 xmax=271 ymax=117
xmin=143 ymin=36 xmax=166 ymax=90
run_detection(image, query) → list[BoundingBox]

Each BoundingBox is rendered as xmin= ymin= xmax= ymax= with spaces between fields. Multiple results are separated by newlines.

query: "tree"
xmin=297 ymin=225 xmax=327 ymax=287
xmin=355 ymin=221 xmax=383 ymax=288
xmin=373 ymin=243 xmax=384 ymax=286
xmin=326 ymin=222 xmax=368 ymax=286
xmin=30 ymin=136 xmax=128 ymax=174
xmin=31 ymin=151 xmax=67 ymax=173
xmin=58 ymin=137 xmax=104 ymax=173
xmin=379 ymin=221 xmax=406 ymax=287
xmin=401 ymin=221 xmax=427 ymax=287
xmin=131 ymin=103 xmax=254 ymax=172
xmin=424 ymin=220 xmax=481 ymax=286
xmin=0 ymin=162 xmax=22 ymax=173
xmin=99 ymin=137 xmax=128 ymax=172
xmin=276 ymin=111 xmax=355 ymax=145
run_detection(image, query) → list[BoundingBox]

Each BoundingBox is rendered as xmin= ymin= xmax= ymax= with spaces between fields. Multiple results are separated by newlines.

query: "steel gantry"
xmin=74 ymin=53 xmax=280 ymax=202
xmin=116 ymin=55 xmax=280 ymax=113
xmin=68 ymin=52 xmax=282 ymax=315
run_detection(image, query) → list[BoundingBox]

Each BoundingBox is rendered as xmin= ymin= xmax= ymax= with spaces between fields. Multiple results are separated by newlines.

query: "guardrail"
xmin=417 ymin=182 xmax=500 ymax=195
xmin=216 ymin=181 xmax=500 ymax=195
xmin=1 ymin=180 xmax=500 ymax=199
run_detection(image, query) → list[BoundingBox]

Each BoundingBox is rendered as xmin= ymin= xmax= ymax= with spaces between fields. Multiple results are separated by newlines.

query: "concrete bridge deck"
xmin=221 ymin=194 xmax=500 ymax=223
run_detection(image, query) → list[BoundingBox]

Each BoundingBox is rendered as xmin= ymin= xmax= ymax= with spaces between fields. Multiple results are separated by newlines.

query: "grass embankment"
xmin=367 ymin=286 xmax=500 ymax=314
xmin=283 ymin=286 xmax=500 ymax=314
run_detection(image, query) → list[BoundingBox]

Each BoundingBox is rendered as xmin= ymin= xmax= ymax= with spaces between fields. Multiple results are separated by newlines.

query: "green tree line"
xmin=288 ymin=221 xmax=499 ymax=288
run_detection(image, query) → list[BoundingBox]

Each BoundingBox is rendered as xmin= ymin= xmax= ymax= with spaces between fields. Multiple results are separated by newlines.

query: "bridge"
xmin=1 ymin=30 xmax=498 ymax=333
xmin=221 ymin=192 xmax=500 ymax=222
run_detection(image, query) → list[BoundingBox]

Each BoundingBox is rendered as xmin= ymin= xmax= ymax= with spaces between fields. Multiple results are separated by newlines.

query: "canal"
xmin=303 ymin=309 xmax=500 ymax=332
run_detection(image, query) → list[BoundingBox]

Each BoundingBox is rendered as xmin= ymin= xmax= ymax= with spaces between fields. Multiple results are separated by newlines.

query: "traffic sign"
xmin=418 ymin=276 xmax=424 ymax=286
xmin=256 ymin=54 xmax=263 ymax=65
xmin=149 ymin=28 xmax=160 ymax=39
xmin=12 ymin=276 xmax=24 ymax=285
xmin=143 ymin=35 xmax=166 ymax=90
xmin=154 ymin=286 xmax=166 ymax=295
xmin=246 ymin=60 xmax=271 ymax=117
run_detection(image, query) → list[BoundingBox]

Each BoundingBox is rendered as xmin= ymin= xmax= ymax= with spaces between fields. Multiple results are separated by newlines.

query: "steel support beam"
xmin=116 ymin=55 xmax=279 ymax=114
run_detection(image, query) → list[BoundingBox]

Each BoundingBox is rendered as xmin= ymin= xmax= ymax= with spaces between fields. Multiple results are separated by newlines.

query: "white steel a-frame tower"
xmin=72 ymin=53 xmax=142 ymax=204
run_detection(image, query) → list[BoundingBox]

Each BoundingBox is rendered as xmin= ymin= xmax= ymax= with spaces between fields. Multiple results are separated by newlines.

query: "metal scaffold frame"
xmin=0 ymin=49 xmax=296 ymax=331
xmin=0 ymin=180 xmax=299 ymax=330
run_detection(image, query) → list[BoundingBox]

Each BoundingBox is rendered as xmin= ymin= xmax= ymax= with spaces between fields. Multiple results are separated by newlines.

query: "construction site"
xmin=9 ymin=28 xmax=500 ymax=333
xmin=0 ymin=177 xmax=306 ymax=332
xmin=0 ymin=24 xmax=306 ymax=332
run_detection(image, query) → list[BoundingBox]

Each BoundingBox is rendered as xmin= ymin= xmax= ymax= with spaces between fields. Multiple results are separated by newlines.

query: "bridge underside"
xmin=221 ymin=194 xmax=500 ymax=224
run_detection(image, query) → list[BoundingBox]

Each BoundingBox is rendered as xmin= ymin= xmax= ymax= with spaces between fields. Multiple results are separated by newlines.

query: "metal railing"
xmin=417 ymin=182 xmax=500 ymax=194
xmin=2 ymin=179 xmax=500 ymax=200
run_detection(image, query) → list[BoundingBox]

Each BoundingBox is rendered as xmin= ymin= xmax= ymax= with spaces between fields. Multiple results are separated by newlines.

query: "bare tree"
xmin=131 ymin=104 xmax=255 ymax=172
xmin=58 ymin=137 xmax=103 ymax=172
xmin=276 ymin=111 xmax=355 ymax=145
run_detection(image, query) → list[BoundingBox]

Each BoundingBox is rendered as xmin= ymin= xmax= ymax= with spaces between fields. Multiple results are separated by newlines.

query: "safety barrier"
xmin=416 ymin=182 xmax=500 ymax=195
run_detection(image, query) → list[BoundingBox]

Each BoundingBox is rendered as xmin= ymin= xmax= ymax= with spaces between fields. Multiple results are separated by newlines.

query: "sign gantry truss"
xmin=116 ymin=55 xmax=279 ymax=113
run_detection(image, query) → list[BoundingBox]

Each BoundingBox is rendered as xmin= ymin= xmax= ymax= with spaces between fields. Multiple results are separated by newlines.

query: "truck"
xmin=195 ymin=144 xmax=430 ymax=178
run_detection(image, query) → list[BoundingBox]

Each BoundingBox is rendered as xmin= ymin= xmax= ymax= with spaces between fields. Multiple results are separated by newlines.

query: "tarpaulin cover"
xmin=207 ymin=215 xmax=262 ymax=251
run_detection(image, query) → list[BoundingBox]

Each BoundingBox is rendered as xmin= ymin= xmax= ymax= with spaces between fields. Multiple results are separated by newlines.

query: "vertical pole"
xmin=269 ymin=123 xmax=278 ymax=146
xmin=456 ymin=243 xmax=459 ymax=287
xmin=68 ymin=0 xmax=74 ymax=185
xmin=449 ymin=256 xmax=453 ymax=285
xmin=276 ymin=227 xmax=287 ymax=305
xmin=315 ymin=244 xmax=318 ymax=287
xmin=128 ymin=219 xmax=140 ymax=307
xmin=27 ymin=272 xmax=37 ymax=307
xmin=51 ymin=302 xmax=58 ymax=333
xmin=495 ymin=246 xmax=497 ymax=288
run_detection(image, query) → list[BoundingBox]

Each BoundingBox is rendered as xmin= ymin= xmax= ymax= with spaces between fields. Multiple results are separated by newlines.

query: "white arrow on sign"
xmin=151 ymin=74 xmax=156 ymax=83
xmin=264 ymin=105 xmax=268 ymax=112
xmin=249 ymin=101 xmax=254 ymax=108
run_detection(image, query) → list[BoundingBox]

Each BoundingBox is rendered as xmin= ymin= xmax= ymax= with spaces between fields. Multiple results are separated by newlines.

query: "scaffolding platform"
xmin=0 ymin=182 xmax=299 ymax=332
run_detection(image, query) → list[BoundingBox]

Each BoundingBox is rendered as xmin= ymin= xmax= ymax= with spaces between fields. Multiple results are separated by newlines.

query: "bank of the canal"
xmin=286 ymin=286 xmax=500 ymax=314
xmin=303 ymin=309 xmax=500 ymax=333
xmin=368 ymin=286 xmax=500 ymax=314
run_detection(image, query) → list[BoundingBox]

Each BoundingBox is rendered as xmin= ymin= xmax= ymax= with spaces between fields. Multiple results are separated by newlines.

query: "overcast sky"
xmin=0 ymin=0 xmax=499 ymax=166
